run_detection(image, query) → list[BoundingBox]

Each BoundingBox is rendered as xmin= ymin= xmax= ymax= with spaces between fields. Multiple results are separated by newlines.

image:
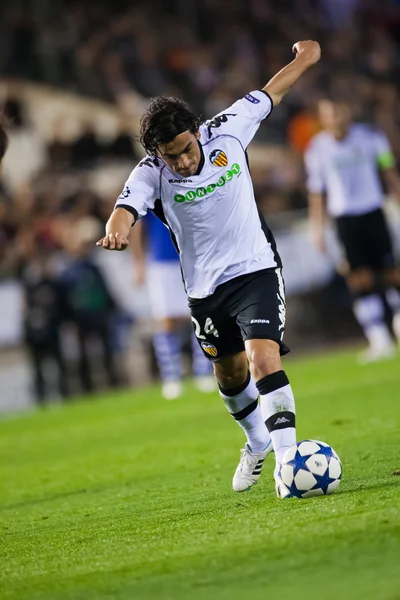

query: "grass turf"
xmin=0 ymin=348 xmax=400 ymax=600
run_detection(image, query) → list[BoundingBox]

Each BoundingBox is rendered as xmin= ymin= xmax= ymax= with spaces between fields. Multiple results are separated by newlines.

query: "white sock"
xmin=219 ymin=374 xmax=271 ymax=454
xmin=256 ymin=371 xmax=296 ymax=464
xmin=353 ymin=293 xmax=392 ymax=349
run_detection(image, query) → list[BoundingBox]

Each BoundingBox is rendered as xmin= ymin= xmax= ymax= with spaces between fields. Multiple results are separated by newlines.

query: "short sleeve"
xmin=373 ymin=130 xmax=396 ymax=170
xmin=205 ymin=90 xmax=273 ymax=148
xmin=304 ymin=141 xmax=325 ymax=194
xmin=114 ymin=158 xmax=158 ymax=219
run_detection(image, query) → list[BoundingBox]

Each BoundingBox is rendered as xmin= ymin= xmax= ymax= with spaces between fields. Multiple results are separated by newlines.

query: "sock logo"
xmin=274 ymin=416 xmax=290 ymax=425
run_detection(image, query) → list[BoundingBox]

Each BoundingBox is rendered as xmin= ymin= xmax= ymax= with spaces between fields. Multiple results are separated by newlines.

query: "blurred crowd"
xmin=1 ymin=0 xmax=400 ymax=403
xmin=1 ymin=0 xmax=400 ymax=146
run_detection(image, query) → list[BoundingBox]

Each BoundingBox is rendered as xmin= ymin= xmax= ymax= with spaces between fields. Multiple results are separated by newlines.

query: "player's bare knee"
xmin=384 ymin=267 xmax=400 ymax=288
xmin=347 ymin=269 xmax=374 ymax=294
xmin=246 ymin=339 xmax=282 ymax=381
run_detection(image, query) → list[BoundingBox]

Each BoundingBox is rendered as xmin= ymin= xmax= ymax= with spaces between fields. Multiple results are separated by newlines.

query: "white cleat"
xmin=162 ymin=380 xmax=183 ymax=400
xmin=194 ymin=375 xmax=217 ymax=393
xmin=357 ymin=344 xmax=395 ymax=365
xmin=274 ymin=463 xmax=293 ymax=499
xmin=232 ymin=442 xmax=273 ymax=492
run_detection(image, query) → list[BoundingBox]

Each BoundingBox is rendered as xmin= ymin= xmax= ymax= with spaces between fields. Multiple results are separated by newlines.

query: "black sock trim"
xmin=265 ymin=411 xmax=295 ymax=432
xmin=256 ymin=370 xmax=289 ymax=396
xmin=219 ymin=371 xmax=251 ymax=397
xmin=231 ymin=399 xmax=258 ymax=421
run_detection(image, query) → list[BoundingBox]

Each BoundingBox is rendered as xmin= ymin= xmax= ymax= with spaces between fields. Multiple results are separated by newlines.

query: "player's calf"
xmin=217 ymin=359 xmax=273 ymax=492
xmin=246 ymin=339 xmax=297 ymax=494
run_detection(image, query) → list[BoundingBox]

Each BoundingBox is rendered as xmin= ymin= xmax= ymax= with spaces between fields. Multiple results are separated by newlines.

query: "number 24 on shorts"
xmin=192 ymin=317 xmax=219 ymax=339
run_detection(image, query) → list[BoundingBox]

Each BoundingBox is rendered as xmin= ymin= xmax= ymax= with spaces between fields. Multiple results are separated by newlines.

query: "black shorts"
xmin=189 ymin=268 xmax=290 ymax=362
xmin=335 ymin=208 xmax=395 ymax=270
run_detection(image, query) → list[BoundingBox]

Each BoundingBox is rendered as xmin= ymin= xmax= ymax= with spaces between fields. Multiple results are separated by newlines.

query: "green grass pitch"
xmin=1 ymin=348 xmax=400 ymax=600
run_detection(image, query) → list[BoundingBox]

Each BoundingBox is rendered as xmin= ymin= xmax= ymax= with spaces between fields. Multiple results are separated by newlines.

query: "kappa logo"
xmin=250 ymin=319 xmax=270 ymax=324
xmin=118 ymin=186 xmax=130 ymax=200
xmin=274 ymin=416 xmax=290 ymax=425
xmin=169 ymin=178 xmax=193 ymax=184
xmin=209 ymin=149 xmax=228 ymax=167
xmin=201 ymin=342 xmax=218 ymax=357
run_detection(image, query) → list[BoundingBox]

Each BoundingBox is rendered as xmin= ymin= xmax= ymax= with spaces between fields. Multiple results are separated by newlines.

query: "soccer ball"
xmin=280 ymin=440 xmax=342 ymax=498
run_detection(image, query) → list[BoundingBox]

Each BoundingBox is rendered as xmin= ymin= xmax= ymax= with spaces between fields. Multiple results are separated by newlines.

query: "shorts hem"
xmin=242 ymin=334 xmax=290 ymax=356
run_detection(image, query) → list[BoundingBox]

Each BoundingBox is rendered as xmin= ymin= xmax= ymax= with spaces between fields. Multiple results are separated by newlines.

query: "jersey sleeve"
xmin=114 ymin=158 xmax=158 ymax=219
xmin=206 ymin=90 xmax=273 ymax=148
xmin=304 ymin=140 xmax=326 ymax=194
xmin=372 ymin=130 xmax=396 ymax=170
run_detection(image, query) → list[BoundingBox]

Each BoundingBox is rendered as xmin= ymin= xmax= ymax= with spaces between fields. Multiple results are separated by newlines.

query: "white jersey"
xmin=116 ymin=90 xmax=279 ymax=299
xmin=305 ymin=124 xmax=394 ymax=218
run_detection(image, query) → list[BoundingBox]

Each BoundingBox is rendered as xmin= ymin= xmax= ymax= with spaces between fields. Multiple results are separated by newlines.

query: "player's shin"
xmin=219 ymin=372 xmax=271 ymax=453
xmin=256 ymin=370 xmax=296 ymax=464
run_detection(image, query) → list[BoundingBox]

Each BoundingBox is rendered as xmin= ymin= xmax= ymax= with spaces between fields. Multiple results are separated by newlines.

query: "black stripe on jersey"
xmin=151 ymin=198 xmax=180 ymax=257
xmin=153 ymin=166 xmax=187 ymax=290
xmin=258 ymin=209 xmax=282 ymax=269
xmin=194 ymin=142 xmax=205 ymax=175
xmin=116 ymin=204 xmax=138 ymax=224
xmin=244 ymin=150 xmax=282 ymax=268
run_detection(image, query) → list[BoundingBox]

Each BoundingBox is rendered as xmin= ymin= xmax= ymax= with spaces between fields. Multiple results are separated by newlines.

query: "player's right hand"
xmin=292 ymin=41 xmax=321 ymax=66
xmin=96 ymin=233 xmax=129 ymax=251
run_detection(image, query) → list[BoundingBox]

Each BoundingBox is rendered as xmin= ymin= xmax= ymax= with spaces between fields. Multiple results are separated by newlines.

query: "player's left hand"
xmin=292 ymin=41 xmax=321 ymax=66
xmin=96 ymin=233 xmax=129 ymax=251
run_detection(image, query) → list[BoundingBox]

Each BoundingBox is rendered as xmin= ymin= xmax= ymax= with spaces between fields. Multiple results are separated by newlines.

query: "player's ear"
xmin=195 ymin=130 xmax=200 ymax=141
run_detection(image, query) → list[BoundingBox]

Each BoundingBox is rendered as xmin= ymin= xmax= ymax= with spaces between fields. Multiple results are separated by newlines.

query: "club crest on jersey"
xmin=209 ymin=149 xmax=228 ymax=167
xmin=201 ymin=342 xmax=218 ymax=357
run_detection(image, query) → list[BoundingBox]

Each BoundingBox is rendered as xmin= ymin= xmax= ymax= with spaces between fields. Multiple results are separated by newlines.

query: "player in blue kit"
xmin=97 ymin=40 xmax=321 ymax=498
xmin=131 ymin=211 xmax=214 ymax=399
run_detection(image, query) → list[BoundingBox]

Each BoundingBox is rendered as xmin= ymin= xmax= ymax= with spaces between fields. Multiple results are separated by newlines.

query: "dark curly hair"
xmin=139 ymin=97 xmax=200 ymax=155
xmin=0 ymin=120 xmax=8 ymax=161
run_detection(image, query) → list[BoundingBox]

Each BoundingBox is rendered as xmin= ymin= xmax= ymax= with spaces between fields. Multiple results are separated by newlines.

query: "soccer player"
xmin=305 ymin=99 xmax=400 ymax=362
xmin=131 ymin=211 xmax=215 ymax=400
xmin=97 ymin=40 xmax=321 ymax=498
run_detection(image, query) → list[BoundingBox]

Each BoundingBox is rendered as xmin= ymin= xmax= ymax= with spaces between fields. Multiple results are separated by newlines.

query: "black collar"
xmin=194 ymin=141 xmax=205 ymax=176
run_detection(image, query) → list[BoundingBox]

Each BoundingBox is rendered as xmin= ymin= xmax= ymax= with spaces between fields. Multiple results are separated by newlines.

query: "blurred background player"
xmin=0 ymin=120 xmax=8 ymax=164
xmin=131 ymin=211 xmax=215 ymax=400
xmin=306 ymin=98 xmax=400 ymax=362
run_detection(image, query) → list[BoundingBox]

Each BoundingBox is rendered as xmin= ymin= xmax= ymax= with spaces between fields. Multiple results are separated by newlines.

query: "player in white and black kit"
xmin=97 ymin=40 xmax=321 ymax=498
xmin=305 ymin=99 xmax=400 ymax=362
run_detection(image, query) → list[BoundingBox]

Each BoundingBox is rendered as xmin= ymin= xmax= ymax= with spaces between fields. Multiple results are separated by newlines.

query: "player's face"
xmin=318 ymin=101 xmax=351 ymax=139
xmin=158 ymin=130 xmax=201 ymax=176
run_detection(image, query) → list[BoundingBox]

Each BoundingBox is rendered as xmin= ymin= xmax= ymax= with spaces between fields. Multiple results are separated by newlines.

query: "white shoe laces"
xmin=237 ymin=447 xmax=260 ymax=475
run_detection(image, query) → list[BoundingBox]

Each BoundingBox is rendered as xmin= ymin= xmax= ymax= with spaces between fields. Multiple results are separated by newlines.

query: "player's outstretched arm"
xmin=96 ymin=207 xmax=134 ymax=251
xmin=263 ymin=41 xmax=321 ymax=106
